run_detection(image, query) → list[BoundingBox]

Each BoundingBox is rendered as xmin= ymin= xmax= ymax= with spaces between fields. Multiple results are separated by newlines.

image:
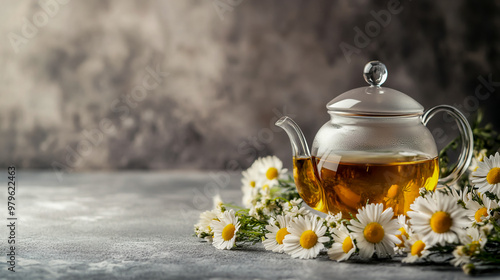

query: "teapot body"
xmin=293 ymin=114 xmax=440 ymax=217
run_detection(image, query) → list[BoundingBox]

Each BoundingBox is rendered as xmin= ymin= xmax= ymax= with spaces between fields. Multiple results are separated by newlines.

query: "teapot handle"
xmin=421 ymin=105 xmax=474 ymax=186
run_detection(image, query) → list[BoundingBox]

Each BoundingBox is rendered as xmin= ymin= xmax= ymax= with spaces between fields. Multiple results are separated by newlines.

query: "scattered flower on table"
xmin=348 ymin=203 xmax=401 ymax=258
xmin=283 ymin=215 xmax=330 ymax=259
xmin=213 ymin=194 xmax=224 ymax=214
xmin=401 ymin=234 xmax=429 ymax=263
xmin=452 ymin=227 xmax=488 ymax=267
xmin=325 ymin=212 xmax=344 ymax=230
xmin=450 ymin=187 xmax=471 ymax=204
xmin=394 ymin=215 xmax=410 ymax=253
xmin=407 ymin=191 xmax=470 ymax=246
xmin=327 ymin=225 xmax=356 ymax=262
xmin=194 ymin=195 xmax=226 ymax=242
xmin=451 ymin=246 xmax=471 ymax=267
xmin=257 ymin=155 xmax=288 ymax=186
xmin=241 ymin=161 xmax=261 ymax=208
xmin=194 ymin=209 xmax=218 ymax=242
xmin=211 ymin=209 xmax=240 ymax=250
xmin=471 ymin=152 xmax=500 ymax=197
xmin=263 ymin=215 xmax=291 ymax=253
xmin=469 ymin=149 xmax=488 ymax=173
xmin=465 ymin=192 xmax=499 ymax=224
xmin=459 ymin=227 xmax=487 ymax=251
xmin=281 ymin=198 xmax=311 ymax=218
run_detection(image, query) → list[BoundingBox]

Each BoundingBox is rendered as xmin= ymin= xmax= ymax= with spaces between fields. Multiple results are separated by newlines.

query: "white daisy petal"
xmin=283 ymin=215 xmax=330 ymax=259
xmin=402 ymin=234 xmax=430 ymax=263
xmin=211 ymin=209 xmax=240 ymax=250
xmin=472 ymin=152 xmax=500 ymax=197
xmin=407 ymin=191 xmax=469 ymax=246
xmin=347 ymin=203 xmax=400 ymax=260
xmin=262 ymin=215 xmax=292 ymax=253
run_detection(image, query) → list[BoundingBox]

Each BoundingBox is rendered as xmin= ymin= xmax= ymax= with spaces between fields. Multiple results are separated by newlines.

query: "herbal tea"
xmin=293 ymin=154 xmax=439 ymax=218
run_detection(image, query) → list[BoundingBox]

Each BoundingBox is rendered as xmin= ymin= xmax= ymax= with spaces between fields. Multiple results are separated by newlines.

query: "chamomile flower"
xmin=241 ymin=166 xmax=261 ymax=208
xmin=402 ymin=234 xmax=430 ymax=263
xmin=263 ymin=215 xmax=292 ymax=253
xmin=212 ymin=194 xmax=225 ymax=214
xmin=459 ymin=227 xmax=487 ymax=250
xmin=395 ymin=215 xmax=411 ymax=253
xmin=194 ymin=195 xmax=225 ymax=241
xmin=328 ymin=225 xmax=356 ymax=262
xmin=471 ymin=152 xmax=500 ymax=197
xmin=194 ymin=209 xmax=219 ymax=240
xmin=451 ymin=246 xmax=470 ymax=267
xmin=257 ymin=156 xmax=288 ymax=185
xmin=481 ymin=223 xmax=494 ymax=236
xmin=407 ymin=191 xmax=469 ymax=246
xmin=348 ymin=203 xmax=401 ymax=259
xmin=450 ymin=187 xmax=471 ymax=204
xmin=452 ymin=227 xmax=488 ymax=267
xmin=211 ymin=209 xmax=240 ymax=250
xmin=325 ymin=212 xmax=344 ymax=230
xmin=283 ymin=215 xmax=330 ymax=259
xmin=419 ymin=187 xmax=430 ymax=197
xmin=465 ymin=193 xmax=499 ymax=224
xmin=259 ymin=183 xmax=272 ymax=200
xmin=249 ymin=201 xmax=271 ymax=219
xmin=281 ymin=198 xmax=310 ymax=218
xmin=284 ymin=205 xmax=310 ymax=218
xmin=469 ymin=149 xmax=488 ymax=173
xmin=288 ymin=198 xmax=303 ymax=207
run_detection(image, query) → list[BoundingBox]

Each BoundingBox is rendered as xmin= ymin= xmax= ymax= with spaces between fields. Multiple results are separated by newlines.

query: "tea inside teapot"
xmin=293 ymin=152 xmax=439 ymax=218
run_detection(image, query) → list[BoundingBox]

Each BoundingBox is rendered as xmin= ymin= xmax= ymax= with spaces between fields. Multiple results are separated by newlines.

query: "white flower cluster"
xmin=398 ymin=152 xmax=500 ymax=270
xmin=242 ymin=156 xmax=289 ymax=218
xmin=264 ymin=212 xmax=330 ymax=259
xmin=194 ymin=152 xmax=500 ymax=272
xmin=193 ymin=195 xmax=225 ymax=243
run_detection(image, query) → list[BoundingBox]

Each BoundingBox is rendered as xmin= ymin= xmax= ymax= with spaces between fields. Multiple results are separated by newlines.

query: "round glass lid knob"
xmin=363 ymin=61 xmax=388 ymax=86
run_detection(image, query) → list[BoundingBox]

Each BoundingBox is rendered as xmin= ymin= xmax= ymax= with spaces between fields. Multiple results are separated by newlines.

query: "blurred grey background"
xmin=0 ymin=0 xmax=499 ymax=171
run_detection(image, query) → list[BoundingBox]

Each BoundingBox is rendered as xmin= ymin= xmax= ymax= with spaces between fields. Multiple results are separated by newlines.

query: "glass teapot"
xmin=276 ymin=61 xmax=473 ymax=218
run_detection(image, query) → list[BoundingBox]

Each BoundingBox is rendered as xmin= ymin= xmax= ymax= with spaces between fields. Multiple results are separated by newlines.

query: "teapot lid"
xmin=327 ymin=61 xmax=424 ymax=116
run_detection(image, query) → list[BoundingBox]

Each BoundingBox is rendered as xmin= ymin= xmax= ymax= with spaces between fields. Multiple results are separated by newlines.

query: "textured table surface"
xmin=1 ymin=171 xmax=498 ymax=280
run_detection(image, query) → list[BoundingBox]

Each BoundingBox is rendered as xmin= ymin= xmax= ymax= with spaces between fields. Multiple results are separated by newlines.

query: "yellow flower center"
xmin=395 ymin=227 xmax=408 ymax=248
xmin=222 ymin=224 xmax=236 ymax=241
xmin=387 ymin=184 xmax=400 ymax=199
xmin=342 ymin=236 xmax=354 ymax=253
xmin=363 ymin=222 xmax=385 ymax=243
xmin=469 ymin=241 xmax=480 ymax=253
xmin=486 ymin=167 xmax=500 ymax=184
xmin=275 ymin=227 xmax=290 ymax=245
xmin=430 ymin=211 xmax=452 ymax=233
xmin=474 ymin=207 xmax=488 ymax=222
xmin=262 ymin=184 xmax=269 ymax=191
xmin=456 ymin=246 xmax=466 ymax=256
xmin=411 ymin=240 xmax=426 ymax=256
xmin=250 ymin=181 xmax=256 ymax=188
xmin=266 ymin=167 xmax=279 ymax=180
xmin=299 ymin=230 xmax=318 ymax=249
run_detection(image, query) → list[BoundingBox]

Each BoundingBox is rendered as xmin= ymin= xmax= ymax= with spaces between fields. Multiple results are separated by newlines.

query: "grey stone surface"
xmin=1 ymin=171 xmax=499 ymax=279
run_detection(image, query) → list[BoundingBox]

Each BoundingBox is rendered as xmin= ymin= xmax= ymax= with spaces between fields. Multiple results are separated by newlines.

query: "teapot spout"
xmin=276 ymin=116 xmax=326 ymax=213
xmin=275 ymin=116 xmax=311 ymax=158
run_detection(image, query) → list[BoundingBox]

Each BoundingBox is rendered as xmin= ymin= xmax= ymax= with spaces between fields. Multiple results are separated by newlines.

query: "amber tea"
xmin=293 ymin=154 xmax=439 ymax=218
